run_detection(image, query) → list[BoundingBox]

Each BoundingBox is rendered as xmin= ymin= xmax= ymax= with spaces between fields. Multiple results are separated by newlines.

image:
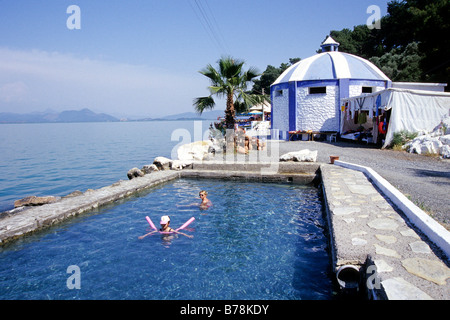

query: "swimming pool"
xmin=0 ymin=179 xmax=334 ymax=300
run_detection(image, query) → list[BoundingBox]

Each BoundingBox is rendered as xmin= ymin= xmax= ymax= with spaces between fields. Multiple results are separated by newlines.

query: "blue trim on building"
xmin=328 ymin=54 xmax=337 ymax=79
xmin=338 ymin=79 xmax=349 ymax=131
xmin=288 ymin=81 xmax=296 ymax=131
xmin=270 ymin=86 xmax=274 ymax=133
xmin=339 ymin=79 xmax=350 ymax=99
xmin=347 ymin=79 xmax=387 ymax=87
xmin=296 ymin=80 xmax=339 ymax=88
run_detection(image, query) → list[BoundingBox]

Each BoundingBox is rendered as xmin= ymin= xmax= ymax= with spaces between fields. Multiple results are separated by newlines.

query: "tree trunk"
xmin=224 ymin=91 xmax=235 ymax=129
xmin=224 ymin=91 xmax=235 ymax=153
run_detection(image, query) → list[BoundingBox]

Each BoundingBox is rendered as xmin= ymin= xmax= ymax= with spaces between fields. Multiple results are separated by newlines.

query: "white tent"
xmin=341 ymin=88 xmax=450 ymax=148
xmin=249 ymin=101 xmax=271 ymax=113
xmin=249 ymin=101 xmax=271 ymax=120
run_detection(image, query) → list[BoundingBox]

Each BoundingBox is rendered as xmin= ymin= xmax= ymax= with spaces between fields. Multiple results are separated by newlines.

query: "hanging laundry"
xmin=358 ymin=111 xmax=367 ymax=124
xmin=375 ymin=94 xmax=381 ymax=118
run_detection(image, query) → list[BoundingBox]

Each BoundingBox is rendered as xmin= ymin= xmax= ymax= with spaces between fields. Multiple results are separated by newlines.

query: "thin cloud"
xmin=0 ymin=47 xmax=202 ymax=117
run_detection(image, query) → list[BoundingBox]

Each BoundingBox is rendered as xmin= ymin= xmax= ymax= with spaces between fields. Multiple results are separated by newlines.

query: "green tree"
xmin=322 ymin=0 xmax=450 ymax=87
xmin=370 ymin=42 xmax=424 ymax=81
xmin=194 ymin=56 xmax=265 ymax=129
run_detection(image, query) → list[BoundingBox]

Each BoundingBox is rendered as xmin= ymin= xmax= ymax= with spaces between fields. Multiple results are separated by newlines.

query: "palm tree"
xmin=194 ymin=56 xmax=267 ymax=129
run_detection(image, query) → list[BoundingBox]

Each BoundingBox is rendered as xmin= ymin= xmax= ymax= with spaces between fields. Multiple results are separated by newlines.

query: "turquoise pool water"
xmin=0 ymin=179 xmax=333 ymax=300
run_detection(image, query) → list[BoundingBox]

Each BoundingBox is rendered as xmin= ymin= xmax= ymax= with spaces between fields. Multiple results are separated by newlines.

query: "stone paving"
xmin=321 ymin=163 xmax=450 ymax=300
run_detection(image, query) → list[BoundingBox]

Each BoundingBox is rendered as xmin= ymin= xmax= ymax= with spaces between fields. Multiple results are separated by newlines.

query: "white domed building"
xmin=270 ymin=36 xmax=391 ymax=139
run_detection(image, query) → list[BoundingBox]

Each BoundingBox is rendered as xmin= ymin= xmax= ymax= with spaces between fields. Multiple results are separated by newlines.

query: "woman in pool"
xmin=176 ymin=190 xmax=212 ymax=210
xmin=199 ymin=190 xmax=212 ymax=209
xmin=138 ymin=215 xmax=193 ymax=239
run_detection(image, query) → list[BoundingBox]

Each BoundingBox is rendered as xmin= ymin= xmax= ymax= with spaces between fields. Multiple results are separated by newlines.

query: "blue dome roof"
xmin=272 ymin=51 xmax=390 ymax=85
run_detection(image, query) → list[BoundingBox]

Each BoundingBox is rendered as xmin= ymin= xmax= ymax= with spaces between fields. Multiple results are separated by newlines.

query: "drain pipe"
xmin=336 ymin=265 xmax=361 ymax=294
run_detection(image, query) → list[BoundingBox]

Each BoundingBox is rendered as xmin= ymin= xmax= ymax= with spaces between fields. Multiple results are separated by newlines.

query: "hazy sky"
xmin=0 ymin=0 xmax=389 ymax=118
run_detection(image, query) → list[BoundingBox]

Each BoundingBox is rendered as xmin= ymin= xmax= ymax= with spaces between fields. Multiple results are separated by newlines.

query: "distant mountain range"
xmin=0 ymin=108 xmax=119 ymax=124
xmin=0 ymin=109 xmax=225 ymax=124
xmin=152 ymin=110 xmax=224 ymax=121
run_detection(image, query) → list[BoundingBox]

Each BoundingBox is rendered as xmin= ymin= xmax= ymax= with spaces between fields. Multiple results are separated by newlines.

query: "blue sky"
xmin=0 ymin=0 xmax=389 ymax=118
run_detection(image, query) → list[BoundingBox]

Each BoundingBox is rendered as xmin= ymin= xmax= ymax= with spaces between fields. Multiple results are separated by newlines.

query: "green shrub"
xmin=391 ymin=130 xmax=418 ymax=149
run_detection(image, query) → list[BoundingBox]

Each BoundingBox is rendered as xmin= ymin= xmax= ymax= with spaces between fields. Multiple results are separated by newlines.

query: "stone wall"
xmin=296 ymin=85 xmax=339 ymax=132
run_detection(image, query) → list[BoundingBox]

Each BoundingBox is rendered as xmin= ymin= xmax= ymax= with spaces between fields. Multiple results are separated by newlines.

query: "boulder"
xmin=14 ymin=196 xmax=59 ymax=208
xmin=440 ymin=144 xmax=450 ymax=159
xmin=439 ymin=134 xmax=450 ymax=145
xmin=171 ymin=160 xmax=193 ymax=171
xmin=405 ymin=135 xmax=444 ymax=155
xmin=127 ymin=167 xmax=144 ymax=180
xmin=279 ymin=149 xmax=318 ymax=162
xmin=177 ymin=140 xmax=214 ymax=161
xmin=153 ymin=156 xmax=173 ymax=170
xmin=403 ymin=115 xmax=450 ymax=158
xmin=141 ymin=164 xmax=159 ymax=174
xmin=63 ymin=190 xmax=83 ymax=198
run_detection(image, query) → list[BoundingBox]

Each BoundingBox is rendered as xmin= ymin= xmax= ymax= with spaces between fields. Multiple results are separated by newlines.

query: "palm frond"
xmin=244 ymin=66 xmax=261 ymax=82
xmin=193 ymin=96 xmax=216 ymax=114
xmin=195 ymin=56 xmax=262 ymax=128
xmin=219 ymin=56 xmax=245 ymax=80
xmin=199 ymin=65 xmax=223 ymax=86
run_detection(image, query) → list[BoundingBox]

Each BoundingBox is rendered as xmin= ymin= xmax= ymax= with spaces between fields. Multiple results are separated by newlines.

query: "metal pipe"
xmin=336 ymin=265 xmax=361 ymax=291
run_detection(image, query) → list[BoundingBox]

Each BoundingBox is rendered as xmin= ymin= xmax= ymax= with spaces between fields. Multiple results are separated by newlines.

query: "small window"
xmin=362 ymin=87 xmax=373 ymax=93
xmin=275 ymin=90 xmax=283 ymax=97
xmin=309 ymin=87 xmax=326 ymax=94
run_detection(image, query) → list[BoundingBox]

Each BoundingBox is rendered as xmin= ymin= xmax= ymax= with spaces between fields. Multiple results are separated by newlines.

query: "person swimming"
xmin=159 ymin=215 xmax=174 ymax=232
xmin=199 ymin=190 xmax=212 ymax=209
xmin=138 ymin=215 xmax=193 ymax=239
xmin=176 ymin=190 xmax=212 ymax=210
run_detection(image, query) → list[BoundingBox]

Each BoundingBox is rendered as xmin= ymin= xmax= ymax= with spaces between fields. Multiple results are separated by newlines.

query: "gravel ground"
xmin=257 ymin=139 xmax=450 ymax=229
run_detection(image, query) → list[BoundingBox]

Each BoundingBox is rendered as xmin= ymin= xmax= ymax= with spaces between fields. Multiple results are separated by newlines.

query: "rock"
xmin=153 ymin=157 xmax=173 ymax=170
xmin=402 ymin=258 xmax=450 ymax=285
xmin=403 ymin=114 xmax=450 ymax=158
xmin=14 ymin=196 xmax=59 ymax=208
xmin=127 ymin=167 xmax=144 ymax=180
xmin=141 ymin=164 xmax=159 ymax=174
xmin=177 ymin=140 xmax=214 ymax=161
xmin=440 ymin=134 xmax=450 ymax=145
xmin=63 ymin=190 xmax=83 ymax=198
xmin=440 ymin=144 xmax=450 ymax=159
xmin=279 ymin=149 xmax=318 ymax=162
xmin=171 ymin=160 xmax=193 ymax=171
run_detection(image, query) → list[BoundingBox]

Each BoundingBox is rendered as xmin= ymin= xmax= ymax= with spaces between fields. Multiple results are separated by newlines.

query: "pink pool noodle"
xmin=175 ymin=217 xmax=195 ymax=231
xmin=145 ymin=216 xmax=195 ymax=233
xmin=145 ymin=216 xmax=157 ymax=231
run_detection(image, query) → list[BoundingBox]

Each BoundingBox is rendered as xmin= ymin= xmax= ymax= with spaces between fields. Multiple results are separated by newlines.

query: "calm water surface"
xmin=0 ymin=178 xmax=333 ymax=300
xmin=0 ymin=121 xmax=208 ymax=211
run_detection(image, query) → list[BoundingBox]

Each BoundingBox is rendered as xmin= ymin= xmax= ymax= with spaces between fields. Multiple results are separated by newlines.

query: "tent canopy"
xmin=341 ymin=88 xmax=450 ymax=148
xmin=249 ymin=101 xmax=271 ymax=113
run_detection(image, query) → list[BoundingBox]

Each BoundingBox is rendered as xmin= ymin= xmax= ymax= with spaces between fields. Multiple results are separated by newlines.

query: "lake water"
xmin=0 ymin=121 xmax=210 ymax=212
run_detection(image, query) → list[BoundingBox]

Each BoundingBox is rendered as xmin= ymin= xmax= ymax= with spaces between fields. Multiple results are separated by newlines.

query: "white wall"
xmin=296 ymin=85 xmax=339 ymax=132
xmin=272 ymin=88 xmax=289 ymax=132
